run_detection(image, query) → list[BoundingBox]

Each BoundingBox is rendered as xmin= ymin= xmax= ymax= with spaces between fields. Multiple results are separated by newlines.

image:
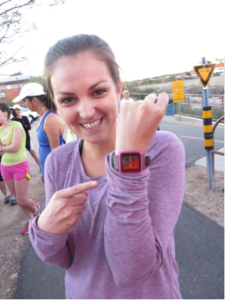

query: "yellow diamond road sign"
xmin=193 ymin=64 xmax=216 ymax=88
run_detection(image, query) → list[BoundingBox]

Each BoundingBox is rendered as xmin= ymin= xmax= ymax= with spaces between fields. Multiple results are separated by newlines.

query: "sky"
xmin=1 ymin=0 xmax=225 ymax=82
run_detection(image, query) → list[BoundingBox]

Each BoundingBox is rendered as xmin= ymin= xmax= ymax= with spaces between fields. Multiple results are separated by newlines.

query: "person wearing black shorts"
xmin=11 ymin=105 xmax=41 ymax=169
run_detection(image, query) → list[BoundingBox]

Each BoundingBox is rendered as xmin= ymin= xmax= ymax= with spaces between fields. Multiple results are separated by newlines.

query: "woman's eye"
xmin=93 ymin=89 xmax=106 ymax=96
xmin=60 ymin=97 xmax=74 ymax=104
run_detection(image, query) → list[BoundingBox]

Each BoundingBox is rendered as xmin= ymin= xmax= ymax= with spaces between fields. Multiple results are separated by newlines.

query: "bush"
xmin=212 ymin=107 xmax=223 ymax=120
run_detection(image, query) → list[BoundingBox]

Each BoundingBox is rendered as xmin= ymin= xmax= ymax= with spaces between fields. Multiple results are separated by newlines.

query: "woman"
xmin=0 ymin=122 xmax=12 ymax=203
xmin=11 ymin=105 xmax=41 ymax=169
xmin=13 ymin=83 xmax=64 ymax=182
xmin=0 ymin=103 xmax=39 ymax=235
xmin=29 ymin=35 xmax=185 ymax=299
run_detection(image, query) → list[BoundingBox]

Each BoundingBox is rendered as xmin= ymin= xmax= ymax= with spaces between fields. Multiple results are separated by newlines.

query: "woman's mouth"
xmin=80 ymin=117 xmax=103 ymax=130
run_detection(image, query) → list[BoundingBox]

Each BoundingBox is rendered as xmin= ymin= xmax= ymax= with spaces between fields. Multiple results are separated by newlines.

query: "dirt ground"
xmin=0 ymin=117 xmax=224 ymax=299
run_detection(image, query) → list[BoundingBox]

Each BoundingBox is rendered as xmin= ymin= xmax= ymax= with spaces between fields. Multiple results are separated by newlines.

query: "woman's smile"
xmin=80 ymin=117 xmax=104 ymax=130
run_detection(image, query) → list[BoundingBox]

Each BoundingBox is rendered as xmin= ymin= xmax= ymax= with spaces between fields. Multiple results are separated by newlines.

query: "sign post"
xmin=172 ymin=80 xmax=185 ymax=120
xmin=193 ymin=58 xmax=216 ymax=189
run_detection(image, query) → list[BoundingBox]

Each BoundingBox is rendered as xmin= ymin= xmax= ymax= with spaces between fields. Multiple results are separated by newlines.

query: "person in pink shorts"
xmin=0 ymin=103 xmax=39 ymax=235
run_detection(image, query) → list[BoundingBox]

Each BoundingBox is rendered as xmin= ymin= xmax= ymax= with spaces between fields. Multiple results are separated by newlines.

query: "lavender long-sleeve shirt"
xmin=29 ymin=131 xmax=185 ymax=299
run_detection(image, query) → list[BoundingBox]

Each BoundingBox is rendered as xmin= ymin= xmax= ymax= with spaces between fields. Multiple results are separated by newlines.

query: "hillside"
xmin=130 ymin=74 xmax=224 ymax=95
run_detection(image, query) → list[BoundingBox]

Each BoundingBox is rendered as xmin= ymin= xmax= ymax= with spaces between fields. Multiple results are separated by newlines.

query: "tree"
xmin=0 ymin=0 xmax=66 ymax=69
xmin=216 ymin=58 xmax=225 ymax=63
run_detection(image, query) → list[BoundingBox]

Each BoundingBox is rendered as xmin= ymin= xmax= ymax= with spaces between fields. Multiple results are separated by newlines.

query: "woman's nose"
xmin=78 ymin=99 xmax=95 ymax=120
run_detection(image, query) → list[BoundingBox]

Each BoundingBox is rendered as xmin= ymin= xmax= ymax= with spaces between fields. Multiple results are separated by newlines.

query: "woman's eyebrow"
xmin=55 ymin=80 xmax=108 ymax=96
xmin=88 ymin=80 xmax=108 ymax=91
xmin=55 ymin=91 xmax=75 ymax=96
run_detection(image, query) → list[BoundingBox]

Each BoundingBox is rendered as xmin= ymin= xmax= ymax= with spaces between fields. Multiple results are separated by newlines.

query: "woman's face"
xmin=51 ymin=51 xmax=121 ymax=144
xmin=23 ymin=98 xmax=33 ymax=111
xmin=0 ymin=110 xmax=7 ymax=123
xmin=15 ymin=108 xmax=21 ymax=117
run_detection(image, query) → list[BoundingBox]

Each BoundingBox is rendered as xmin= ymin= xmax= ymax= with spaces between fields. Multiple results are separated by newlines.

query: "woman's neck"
xmin=36 ymin=105 xmax=48 ymax=116
xmin=82 ymin=126 xmax=116 ymax=160
xmin=3 ymin=119 xmax=11 ymax=129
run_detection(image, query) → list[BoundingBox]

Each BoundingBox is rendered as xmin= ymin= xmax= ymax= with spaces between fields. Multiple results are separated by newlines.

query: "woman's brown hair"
xmin=44 ymin=34 xmax=121 ymax=101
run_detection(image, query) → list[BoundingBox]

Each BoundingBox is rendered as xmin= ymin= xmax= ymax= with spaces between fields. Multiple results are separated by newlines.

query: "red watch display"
xmin=113 ymin=151 xmax=150 ymax=174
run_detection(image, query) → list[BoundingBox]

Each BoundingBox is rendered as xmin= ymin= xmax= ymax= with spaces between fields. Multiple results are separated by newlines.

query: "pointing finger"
xmin=57 ymin=181 xmax=99 ymax=198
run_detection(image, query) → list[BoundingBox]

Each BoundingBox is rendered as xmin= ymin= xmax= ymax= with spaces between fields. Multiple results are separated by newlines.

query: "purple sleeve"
xmin=29 ymin=153 xmax=72 ymax=269
xmin=104 ymin=133 xmax=185 ymax=287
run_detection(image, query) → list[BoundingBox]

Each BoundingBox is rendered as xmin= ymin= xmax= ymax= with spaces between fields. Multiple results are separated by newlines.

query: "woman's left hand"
xmin=116 ymin=92 xmax=169 ymax=154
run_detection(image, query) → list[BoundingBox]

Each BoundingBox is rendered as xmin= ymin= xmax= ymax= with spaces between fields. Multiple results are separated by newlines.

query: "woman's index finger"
xmin=57 ymin=181 xmax=99 ymax=198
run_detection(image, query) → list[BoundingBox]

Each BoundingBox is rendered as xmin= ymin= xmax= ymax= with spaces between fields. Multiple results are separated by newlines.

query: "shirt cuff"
xmin=29 ymin=216 xmax=68 ymax=242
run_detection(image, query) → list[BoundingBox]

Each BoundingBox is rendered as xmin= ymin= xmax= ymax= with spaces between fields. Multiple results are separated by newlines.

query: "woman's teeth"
xmin=82 ymin=118 xmax=101 ymax=129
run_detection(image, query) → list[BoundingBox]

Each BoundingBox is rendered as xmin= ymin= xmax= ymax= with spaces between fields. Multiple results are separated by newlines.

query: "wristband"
xmin=113 ymin=151 xmax=150 ymax=174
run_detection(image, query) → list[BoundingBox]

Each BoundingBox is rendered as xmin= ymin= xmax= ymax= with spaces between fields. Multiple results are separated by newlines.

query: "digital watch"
xmin=113 ymin=151 xmax=150 ymax=174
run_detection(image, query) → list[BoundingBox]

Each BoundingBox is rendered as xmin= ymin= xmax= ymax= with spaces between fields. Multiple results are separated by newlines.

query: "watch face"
xmin=120 ymin=153 xmax=141 ymax=172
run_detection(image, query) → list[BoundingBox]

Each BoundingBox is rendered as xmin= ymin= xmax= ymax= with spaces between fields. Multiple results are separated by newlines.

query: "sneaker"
xmin=34 ymin=203 xmax=40 ymax=217
xmin=10 ymin=197 xmax=18 ymax=206
xmin=4 ymin=194 xmax=12 ymax=204
xmin=21 ymin=222 xmax=29 ymax=235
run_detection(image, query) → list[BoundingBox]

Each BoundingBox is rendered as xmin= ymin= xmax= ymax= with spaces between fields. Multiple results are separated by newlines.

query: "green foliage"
xmin=28 ymin=75 xmax=45 ymax=87
xmin=177 ymin=103 xmax=223 ymax=120
xmin=212 ymin=106 xmax=223 ymax=120
xmin=216 ymin=58 xmax=224 ymax=63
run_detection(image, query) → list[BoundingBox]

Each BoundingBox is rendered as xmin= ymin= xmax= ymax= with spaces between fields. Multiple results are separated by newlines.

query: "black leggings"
xmin=0 ymin=156 xmax=3 ymax=182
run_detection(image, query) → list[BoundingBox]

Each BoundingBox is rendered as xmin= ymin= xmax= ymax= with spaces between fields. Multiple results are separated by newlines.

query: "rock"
xmin=9 ymin=273 xmax=18 ymax=280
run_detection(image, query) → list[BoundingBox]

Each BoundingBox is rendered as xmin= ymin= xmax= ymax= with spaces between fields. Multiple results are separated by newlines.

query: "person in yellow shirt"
xmin=0 ymin=103 xmax=39 ymax=235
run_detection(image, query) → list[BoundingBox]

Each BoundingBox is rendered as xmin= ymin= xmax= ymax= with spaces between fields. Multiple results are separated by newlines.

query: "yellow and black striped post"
xmin=202 ymin=107 xmax=213 ymax=150
xmin=200 ymin=57 xmax=213 ymax=189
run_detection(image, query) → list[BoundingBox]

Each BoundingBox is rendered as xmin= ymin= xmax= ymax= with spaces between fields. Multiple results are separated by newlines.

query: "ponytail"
xmin=10 ymin=108 xmax=17 ymax=118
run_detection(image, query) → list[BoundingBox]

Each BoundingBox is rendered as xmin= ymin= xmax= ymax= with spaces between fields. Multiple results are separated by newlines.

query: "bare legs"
xmin=5 ymin=178 xmax=37 ymax=219
xmin=29 ymin=150 xmax=41 ymax=168
xmin=0 ymin=181 xmax=7 ymax=196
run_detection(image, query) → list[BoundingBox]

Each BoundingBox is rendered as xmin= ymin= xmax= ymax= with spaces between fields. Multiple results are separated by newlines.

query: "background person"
xmin=119 ymin=90 xmax=134 ymax=113
xmin=121 ymin=89 xmax=134 ymax=103
xmin=0 ymin=103 xmax=39 ymax=235
xmin=13 ymin=83 xmax=65 ymax=182
xmin=29 ymin=34 xmax=185 ymax=299
xmin=0 ymin=122 xmax=12 ymax=203
xmin=11 ymin=105 xmax=41 ymax=169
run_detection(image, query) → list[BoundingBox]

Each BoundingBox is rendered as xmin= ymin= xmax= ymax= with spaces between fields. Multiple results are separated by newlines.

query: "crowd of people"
xmin=0 ymin=34 xmax=185 ymax=299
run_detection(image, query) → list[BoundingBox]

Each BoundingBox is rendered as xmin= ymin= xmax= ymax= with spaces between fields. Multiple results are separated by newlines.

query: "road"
xmin=160 ymin=121 xmax=224 ymax=166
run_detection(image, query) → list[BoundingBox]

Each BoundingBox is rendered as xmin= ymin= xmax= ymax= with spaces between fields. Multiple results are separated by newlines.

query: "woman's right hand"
xmin=37 ymin=181 xmax=99 ymax=234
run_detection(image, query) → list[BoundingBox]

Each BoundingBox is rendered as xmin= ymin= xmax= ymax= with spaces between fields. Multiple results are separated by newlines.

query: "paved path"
xmin=16 ymin=115 xmax=224 ymax=299
xmin=16 ymin=202 xmax=224 ymax=299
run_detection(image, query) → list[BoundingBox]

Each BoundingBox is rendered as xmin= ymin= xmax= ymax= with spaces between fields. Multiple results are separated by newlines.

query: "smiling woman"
xmin=29 ymin=34 xmax=185 ymax=299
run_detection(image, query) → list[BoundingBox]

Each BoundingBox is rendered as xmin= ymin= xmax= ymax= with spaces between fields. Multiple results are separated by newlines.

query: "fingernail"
xmin=91 ymin=181 xmax=98 ymax=187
